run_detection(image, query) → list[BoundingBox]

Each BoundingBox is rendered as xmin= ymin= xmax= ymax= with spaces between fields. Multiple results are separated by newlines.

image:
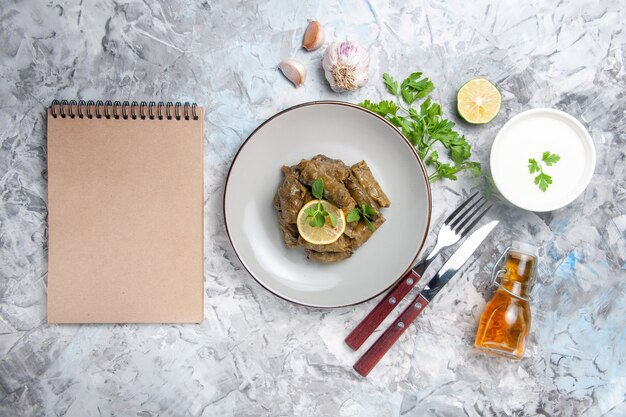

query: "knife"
xmin=353 ymin=220 xmax=499 ymax=377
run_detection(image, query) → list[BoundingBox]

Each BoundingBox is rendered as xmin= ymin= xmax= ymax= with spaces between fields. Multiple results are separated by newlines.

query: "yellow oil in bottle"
xmin=475 ymin=250 xmax=535 ymax=360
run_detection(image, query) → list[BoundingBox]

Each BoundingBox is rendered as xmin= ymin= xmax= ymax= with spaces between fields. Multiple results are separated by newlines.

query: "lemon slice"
xmin=297 ymin=200 xmax=346 ymax=245
xmin=457 ymin=78 xmax=501 ymax=124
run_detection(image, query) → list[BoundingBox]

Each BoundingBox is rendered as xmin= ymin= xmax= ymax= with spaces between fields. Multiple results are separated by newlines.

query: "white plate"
xmin=224 ymin=101 xmax=431 ymax=307
xmin=490 ymin=108 xmax=595 ymax=212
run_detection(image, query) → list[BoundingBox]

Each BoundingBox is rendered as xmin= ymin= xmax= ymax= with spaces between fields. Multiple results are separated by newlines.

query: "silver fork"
xmin=412 ymin=192 xmax=490 ymax=276
xmin=345 ymin=192 xmax=492 ymax=350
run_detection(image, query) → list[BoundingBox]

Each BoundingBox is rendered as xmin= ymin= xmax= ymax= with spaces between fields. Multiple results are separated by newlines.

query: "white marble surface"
xmin=1 ymin=0 xmax=625 ymax=416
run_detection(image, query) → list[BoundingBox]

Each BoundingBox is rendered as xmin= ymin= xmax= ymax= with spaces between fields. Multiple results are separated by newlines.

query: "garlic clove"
xmin=322 ymin=41 xmax=370 ymax=92
xmin=278 ymin=59 xmax=307 ymax=87
xmin=302 ymin=20 xmax=325 ymax=51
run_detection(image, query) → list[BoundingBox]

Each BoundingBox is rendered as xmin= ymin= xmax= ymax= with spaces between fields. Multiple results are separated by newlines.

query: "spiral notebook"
xmin=47 ymin=100 xmax=204 ymax=323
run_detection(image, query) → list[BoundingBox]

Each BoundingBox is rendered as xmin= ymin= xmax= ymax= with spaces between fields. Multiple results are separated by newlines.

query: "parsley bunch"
xmin=359 ymin=72 xmax=482 ymax=182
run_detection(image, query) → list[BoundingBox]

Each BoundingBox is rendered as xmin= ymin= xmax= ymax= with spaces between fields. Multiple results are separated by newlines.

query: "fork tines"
xmin=448 ymin=192 xmax=492 ymax=235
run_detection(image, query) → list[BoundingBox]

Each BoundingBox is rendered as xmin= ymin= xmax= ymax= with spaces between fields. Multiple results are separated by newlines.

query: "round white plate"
xmin=224 ymin=101 xmax=431 ymax=307
xmin=490 ymin=108 xmax=595 ymax=212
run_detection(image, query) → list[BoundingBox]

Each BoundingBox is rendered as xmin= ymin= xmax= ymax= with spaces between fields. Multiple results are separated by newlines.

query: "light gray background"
xmin=0 ymin=1 xmax=624 ymax=416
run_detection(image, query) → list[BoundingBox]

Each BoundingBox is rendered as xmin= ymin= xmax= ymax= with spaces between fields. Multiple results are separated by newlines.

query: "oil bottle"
xmin=475 ymin=242 xmax=538 ymax=360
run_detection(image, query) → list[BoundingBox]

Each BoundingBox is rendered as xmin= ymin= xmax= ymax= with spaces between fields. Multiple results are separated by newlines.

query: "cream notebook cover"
xmin=47 ymin=101 xmax=204 ymax=323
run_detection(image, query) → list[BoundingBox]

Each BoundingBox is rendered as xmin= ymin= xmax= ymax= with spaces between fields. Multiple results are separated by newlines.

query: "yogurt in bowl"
xmin=490 ymin=108 xmax=596 ymax=212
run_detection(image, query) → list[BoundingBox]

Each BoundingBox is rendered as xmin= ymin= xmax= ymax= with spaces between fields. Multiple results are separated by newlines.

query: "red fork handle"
xmin=345 ymin=269 xmax=423 ymax=350
xmin=353 ymin=293 xmax=430 ymax=377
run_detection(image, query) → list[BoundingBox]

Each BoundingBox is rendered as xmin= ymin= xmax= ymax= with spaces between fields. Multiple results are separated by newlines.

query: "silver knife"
xmin=353 ymin=220 xmax=499 ymax=377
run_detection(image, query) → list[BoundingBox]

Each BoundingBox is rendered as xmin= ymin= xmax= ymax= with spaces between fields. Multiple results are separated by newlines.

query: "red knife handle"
xmin=345 ymin=269 xmax=423 ymax=350
xmin=353 ymin=293 xmax=429 ymax=377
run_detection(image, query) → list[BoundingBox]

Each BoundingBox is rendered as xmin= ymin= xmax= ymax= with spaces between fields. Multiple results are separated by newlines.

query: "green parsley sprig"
xmin=304 ymin=178 xmax=338 ymax=228
xmin=346 ymin=204 xmax=379 ymax=232
xmin=359 ymin=72 xmax=482 ymax=182
xmin=528 ymin=151 xmax=560 ymax=192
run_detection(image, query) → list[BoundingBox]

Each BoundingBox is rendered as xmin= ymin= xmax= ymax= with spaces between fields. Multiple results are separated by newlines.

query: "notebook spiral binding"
xmin=49 ymin=100 xmax=199 ymax=121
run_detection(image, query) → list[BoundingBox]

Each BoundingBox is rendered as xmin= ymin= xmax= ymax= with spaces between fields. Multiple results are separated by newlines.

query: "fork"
xmin=345 ymin=192 xmax=489 ymax=350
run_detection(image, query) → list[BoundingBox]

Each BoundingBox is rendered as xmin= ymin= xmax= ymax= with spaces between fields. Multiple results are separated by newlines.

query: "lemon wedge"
xmin=457 ymin=78 xmax=501 ymax=124
xmin=296 ymin=200 xmax=346 ymax=245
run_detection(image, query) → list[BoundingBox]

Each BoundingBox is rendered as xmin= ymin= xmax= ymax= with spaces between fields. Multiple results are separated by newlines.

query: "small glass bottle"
xmin=475 ymin=242 xmax=538 ymax=360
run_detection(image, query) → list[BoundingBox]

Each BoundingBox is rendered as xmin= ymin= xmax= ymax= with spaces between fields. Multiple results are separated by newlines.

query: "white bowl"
xmin=490 ymin=108 xmax=595 ymax=212
xmin=224 ymin=101 xmax=431 ymax=307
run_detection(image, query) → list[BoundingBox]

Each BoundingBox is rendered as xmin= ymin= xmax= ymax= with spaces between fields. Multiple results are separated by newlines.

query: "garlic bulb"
xmin=279 ymin=59 xmax=306 ymax=87
xmin=302 ymin=20 xmax=325 ymax=51
xmin=322 ymin=41 xmax=369 ymax=92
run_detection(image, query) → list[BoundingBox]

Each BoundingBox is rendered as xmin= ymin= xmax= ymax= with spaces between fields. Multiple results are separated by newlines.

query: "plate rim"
xmin=490 ymin=107 xmax=596 ymax=212
xmin=223 ymin=100 xmax=432 ymax=308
